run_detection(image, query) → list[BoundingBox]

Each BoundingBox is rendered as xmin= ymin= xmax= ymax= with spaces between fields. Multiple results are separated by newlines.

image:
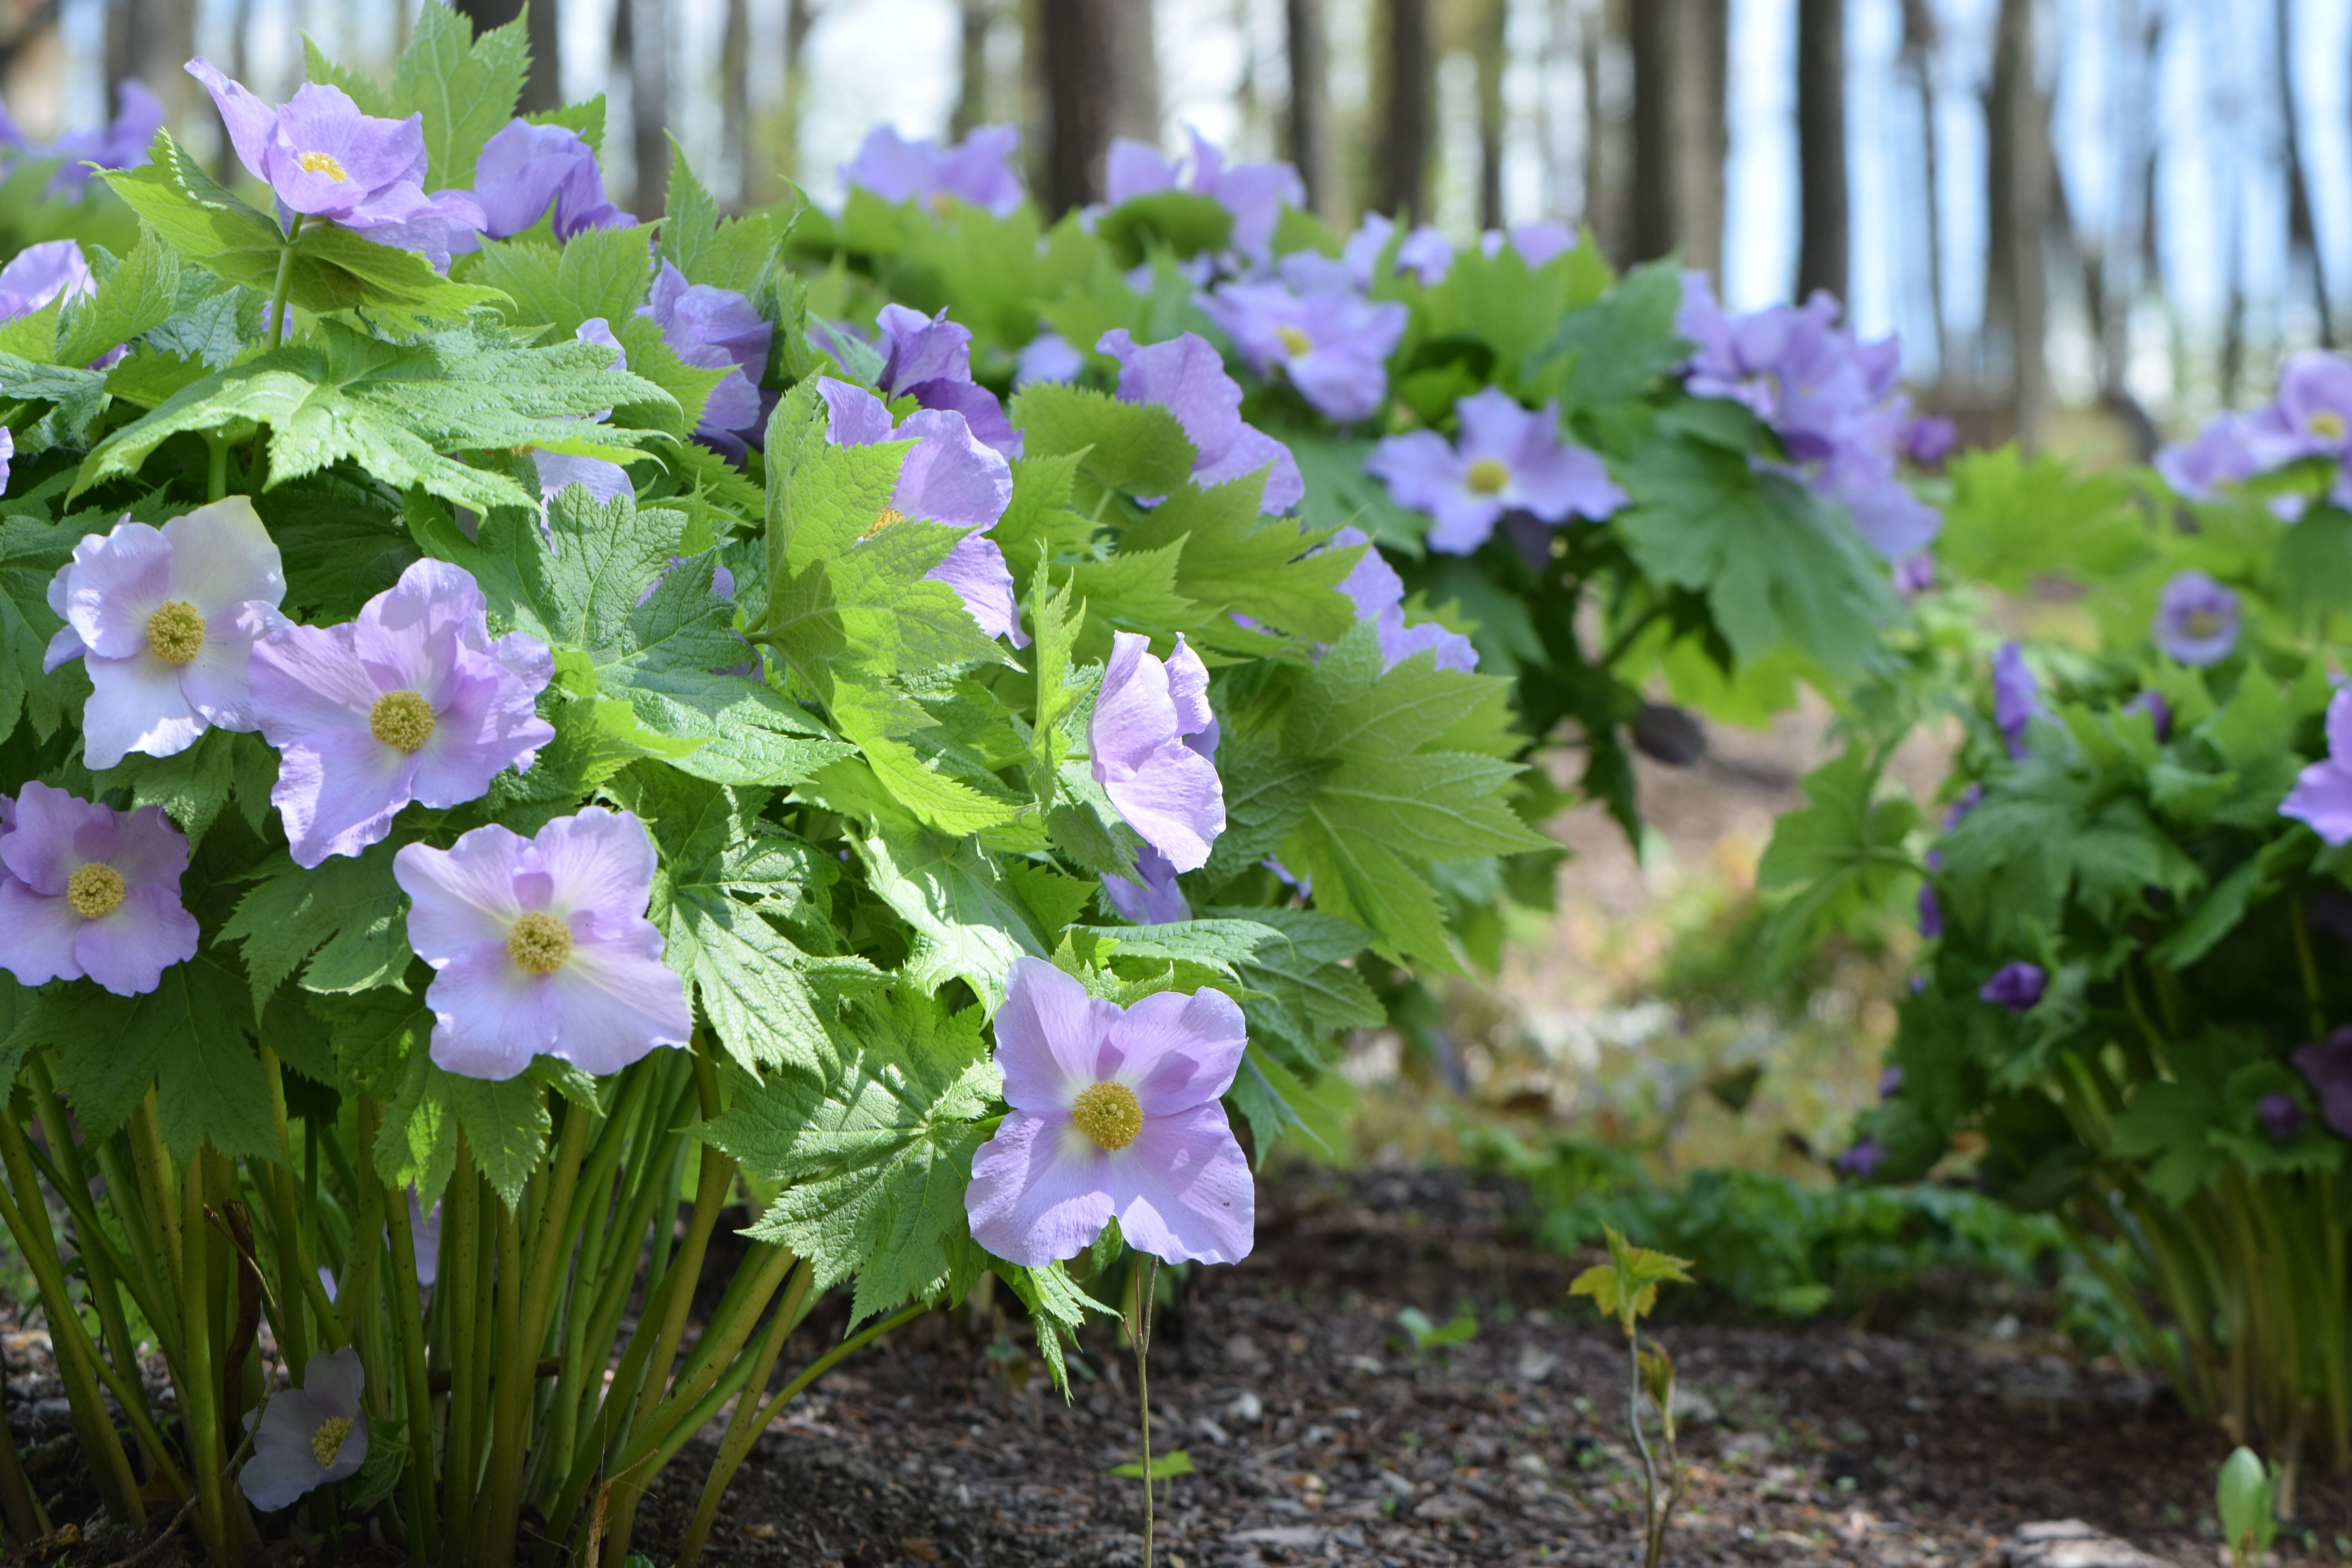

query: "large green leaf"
xmin=389 ymin=1 xmax=532 ymax=189
xmin=219 ymin=842 xmax=414 ymax=1014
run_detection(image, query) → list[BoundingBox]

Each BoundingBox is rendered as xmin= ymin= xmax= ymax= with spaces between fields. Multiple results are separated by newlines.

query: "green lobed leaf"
xmin=219 ymin=842 xmax=414 ymax=1014
xmin=390 ymin=1 xmax=532 ymax=189
xmin=1011 ymin=383 xmax=1197 ymax=499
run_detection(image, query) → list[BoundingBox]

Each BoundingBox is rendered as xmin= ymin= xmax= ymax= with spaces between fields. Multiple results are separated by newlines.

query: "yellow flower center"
xmin=66 ymin=863 xmax=125 ymax=920
xmin=368 ymin=690 xmax=436 ymax=753
xmin=2314 ymin=411 xmax=2347 ymax=441
xmin=2184 ymin=609 xmax=2224 ymax=641
xmin=1071 ymin=1081 xmax=1143 ymax=1152
xmin=1465 ymin=458 xmax=1511 ymax=495
xmin=929 ymin=190 xmax=958 ymax=216
xmin=310 ymin=1415 xmax=352 ymax=1467
xmin=145 ymin=600 xmax=205 ymax=665
xmin=861 ymin=506 xmax=907 ymax=541
xmin=1277 ymin=325 xmax=1312 ymax=358
xmin=298 ymin=151 xmax=349 ymax=182
xmin=507 ymin=911 xmax=573 ymax=976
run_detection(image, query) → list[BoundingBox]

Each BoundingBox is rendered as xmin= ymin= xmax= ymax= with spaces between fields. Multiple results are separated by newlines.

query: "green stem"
xmin=2291 ymin=891 xmax=2329 ymax=1041
xmin=181 ymin=1154 xmax=232 ymax=1565
xmin=674 ymin=1258 xmax=813 ymax=1568
xmin=477 ymin=1192 xmax=525 ymax=1568
xmin=1132 ymin=1257 xmax=1157 ymax=1568
xmin=1624 ymin=1325 xmax=1661 ymax=1568
xmin=444 ymin=1146 xmax=483 ymax=1555
xmin=258 ymin=1047 xmax=313 ymax=1376
xmin=205 ymin=433 xmax=229 ymax=501
xmin=379 ymin=1148 xmax=438 ymax=1567
xmin=266 ymin=214 xmax=303 ymax=348
xmin=22 ymin=1069 xmax=158 ymax=1407
xmin=0 ymin=1404 xmax=45 ymax=1545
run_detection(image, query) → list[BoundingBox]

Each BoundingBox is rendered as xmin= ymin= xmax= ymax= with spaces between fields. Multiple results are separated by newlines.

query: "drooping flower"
xmin=965 ymin=957 xmax=1253 ymax=1267
xmin=1978 ymin=961 xmax=2047 ymax=1012
xmin=1101 ymin=844 xmax=1191 ymax=927
xmin=394 ymin=808 xmax=691 ymax=1081
xmin=248 ymin=559 xmax=554 ymax=867
xmin=1366 ymin=387 xmax=1626 ymax=554
xmin=1327 ymin=526 xmax=1476 ymax=672
xmin=1098 ymin=329 xmax=1303 ymax=512
xmin=1991 ymin=641 xmax=2039 ymax=759
xmin=2258 ymin=1092 xmax=2307 ymax=1142
xmin=875 ymin=303 xmax=1022 ymax=459
xmin=817 ymin=377 xmax=1022 ymax=645
xmin=0 ymin=240 xmax=94 ymax=320
xmin=43 ymin=497 xmax=289 ymax=770
xmin=843 ymin=123 xmax=1026 ymax=218
xmin=239 ymin=1348 xmax=367 ymax=1512
xmin=1833 ymin=1139 xmax=1887 ymax=1176
xmin=186 ymin=59 xmax=485 ymax=267
xmin=44 ymin=80 xmax=163 ymax=195
xmin=1014 ymin=331 xmax=1083 ymax=388
xmin=2282 ymin=687 xmax=2352 ymax=845
xmin=637 ymin=260 xmax=772 ymax=457
xmin=2153 ymin=570 xmax=2240 ymax=666
xmin=1105 ymin=129 xmax=1303 ymax=259
xmin=0 ymin=782 xmax=198 ymax=996
xmin=1091 ymin=632 xmax=1224 ymax=873
xmin=460 ymin=118 xmax=634 ymax=246
xmin=530 ymin=318 xmax=636 ymax=505
xmin=1199 ymin=281 xmax=1406 ymax=423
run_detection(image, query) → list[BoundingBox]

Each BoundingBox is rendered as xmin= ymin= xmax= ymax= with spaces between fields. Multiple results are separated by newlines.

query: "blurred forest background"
xmin=8 ymin=0 xmax=2351 ymax=459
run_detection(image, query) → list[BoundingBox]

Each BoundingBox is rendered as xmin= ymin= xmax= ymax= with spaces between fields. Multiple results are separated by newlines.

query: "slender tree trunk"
xmin=1474 ymin=0 xmax=1508 ymax=231
xmin=1630 ymin=0 xmax=1728 ymax=275
xmin=779 ymin=0 xmax=816 ymax=192
xmin=1372 ymin=0 xmax=1435 ymax=222
xmin=1982 ymin=0 xmax=2046 ymax=447
xmin=450 ymin=0 xmax=561 ymax=111
xmin=105 ymin=0 xmax=194 ymax=128
xmin=1795 ymin=0 xmax=1847 ymax=302
xmin=1285 ymin=0 xmax=1335 ymax=218
xmin=1105 ymin=0 xmax=1160 ymax=145
xmin=2274 ymin=0 xmax=2332 ymax=345
xmin=1900 ymin=0 xmax=1947 ymax=376
xmin=722 ymin=0 xmax=752 ymax=202
xmin=1040 ymin=0 xmax=1116 ymax=211
xmin=1584 ymin=0 xmax=1634 ymax=265
xmin=952 ymin=0 xmax=993 ymax=136
xmin=630 ymin=0 xmax=671 ymax=214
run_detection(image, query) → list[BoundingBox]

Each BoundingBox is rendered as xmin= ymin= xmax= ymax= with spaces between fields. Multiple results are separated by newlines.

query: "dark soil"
xmin=7 ymin=1169 xmax=2336 ymax=1567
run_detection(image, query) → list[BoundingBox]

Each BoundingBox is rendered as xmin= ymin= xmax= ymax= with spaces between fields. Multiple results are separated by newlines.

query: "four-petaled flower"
xmin=44 ymin=497 xmax=289 ymax=769
xmin=461 ymin=118 xmax=633 ymax=246
xmin=637 ymin=260 xmax=772 ymax=458
xmin=1366 ymin=387 xmax=1625 ymax=554
xmin=965 ymin=957 xmax=1254 ymax=1267
xmin=394 ymin=808 xmax=693 ymax=1081
xmin=876 ymin=303 xmax=1022 ymax=459
xmin=0 ymin=782 xmax=198 ymax=996
xmin=1099 ymin=329 xmax=1303 ymax=512
xmin=0 ymin=240 xmax=95 ymax=321
xmin=240 ymin=1348 xmax=368 ymax=1512
xmin=844 ymin=124 xmax=1026 ymax=218
xmin=1200 ymin=281 xmax=1406 ymax=423
xmin=2153 ymin=570 xmax=2241 ymax=666
xmin=1091 ymin=632 xmax=1224 ymax=873
xmin=1105 ymin=129 xmax=1302 ymax=260
xmin=249 ymin=558 xmax=554 ymax=867
xmin=2282 ymin=688 xmax=2352 ymax=845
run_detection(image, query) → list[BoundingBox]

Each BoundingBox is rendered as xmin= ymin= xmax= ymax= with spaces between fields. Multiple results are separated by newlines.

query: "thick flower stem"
xmin=475 ymin=1195 xmax=525 ymax=1568
xmin=0 ymin=1405 xmax=45 ymax=1544
xmin=22 ymin=1069 xmax=160 ymax=1418
xmin=266 ymin=215 xmax=303 ymax=349
xmin=443 ymin=1141 xmax=483 ymax=1556
xmin=379 ymin=1149 xmax=439 ymax=1568
xmin=1626 ymin=1327 xmax=1662 ymax=1568
xmin=256 ymin=1047 xmax=314 ymax=1376
xmin=1132 ymin=1257 xmax=1159 ymax=1568
xmin=675 ymin=1256 xmax=813 ymax=1568
xmin=181 ymin=1154 xmax=234 ymax=1566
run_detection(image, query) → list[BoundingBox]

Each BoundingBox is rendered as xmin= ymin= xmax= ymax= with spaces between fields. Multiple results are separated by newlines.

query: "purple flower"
xmin=2296 ymin=1029 xmax=2352 ymax=1138
xmin=2156 ymin=413 xmax=2266 ymax=502
xmin=1366 ymin=387 xmax=1626 ymax=554
xmin=637 ymin=260 xmax=771 ymax=456
xmin=2252 ymin=352 xmax=2352 ymax=466
xmin=1199 ymin=282 xmax=1405 ymax=423
xmin=2282 ymin=687 xmax=2352 ymax=844
xmin=1817 ymin=434 xmax=1943 ymax=561
xmin=1991 ymin=642 xmax=2039 ymax=759
xmin=1978 ymin=961 xmax=2047 ymax=1012
xmin=2129 ymin=689 xmax=2173 ymax=741
xmin=2153 ymin=570 xmax=2240 ymax=666
xmin=817 ymin=377 xmax=1022 ymax=645
xmin=1098 ymin=329 xmax=1303 ymax=513
xmin=394 ymin=808 xmax=690 ymax=1080
xmin=1329 ymin=526 xmax=1477 ymax=672
xmin=876 ymin=303 xmax=1022 ymax=459
xmin=1834 ymin=1139 xmax=1887 ymax=1176
xmin=964 ymin=957 xmax=1253 ymax=1267
xmin=1903 ymin=414 xmax=1959 ymax=468
xmin=43 ymin=498 xmax=289 ymax=770
xmin=1915 ymin=883 xmax=1942 ymax=938
xmin=2258 ymin=1092 xmax=2307 ymax=1142
xmin=843 ymin=123 xmax=1025 ymax=218
xmin=1878 ymin=1065 xmax=1905 ymax=1100
xmin=1105 ymin=130 xmax=1303 ymax=259
xmin=239 ymin=1348 xmax=367 ymax=1512
xmin=0 ymin=426 xmax=15 ymax=492
xmin=1893 ymin=552 xmax=1937 ymax=598
xmin=530 ymin=319 xmax=636 ymax=505
xmin=460 ymin=119 xmax=633 ymax=246
xmin=1344 ymin=214 xmax=1455 ymax=287
xmin=1091 ymin=632 xmax=1224 ymax=873
xmin=1102 ymin=844 xmax=1191 ymax=926
xmin=0 ymin=240 xmax=94 ymax=320
xmin=186 ymin=59 xmax=485 ymax=268
xmin=249 ymin=559 xmax=555 ymax=867
xmin=1014 ymin=332 xmax=1083 ymax=388
xmin=0 ymin=782 xmax=198 ymax=996
xmin=1477 ymin=221 xmax=1575 ymax=268
xmin=44 ymin=80 xmax=162 ymax=195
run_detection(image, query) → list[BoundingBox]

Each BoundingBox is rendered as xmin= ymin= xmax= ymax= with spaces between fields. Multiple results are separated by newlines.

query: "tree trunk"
xmin=1039 ymin=0 xmax=1142 ymax=212
xmin=1900 ymin=0 xmax=1947 ymax=376
xmin=2275 ymin=0 xmax=2332 ymax=345
xmin=777 ymin=0 xmax=815 ymax=192
xmin=630 ymin=0 xmax=670 ymax=215
xmin=1794 ymin=0 xmax=1846 ymax=302
xmin=1372 ymin=0 xmax=1434 ymax=222
xmin=1284 ymin=0 xmax=1334 ymax=218
xmin=450 ymin=0 xmax=561 ymax=112
xmin=721 ymin=0 xmax=752 ymax=203
xmin=1629 ymin=0 xmax=1727 ymax=275
xmin=1584 ymin=0 xmax=1634 ymax=266
xmin=1982 ymin=0 xmax=2046 ymax=447
xmin=1105 ymin=0 xmax=1160 ymax=145
xmin=1473 ymin=0 xmax=1507 ymax=232
xmin=104 ymin=0 xmax=194 ymax=129
xmin=952 ymin=0 xmax=994 ymax=138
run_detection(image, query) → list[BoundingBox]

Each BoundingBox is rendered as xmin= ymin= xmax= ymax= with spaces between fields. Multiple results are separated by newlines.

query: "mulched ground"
xmin=6 ymin=1167 xmax=2335 ymax=1567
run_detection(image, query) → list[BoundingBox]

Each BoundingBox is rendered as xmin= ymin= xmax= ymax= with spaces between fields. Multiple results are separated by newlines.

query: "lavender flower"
xmin=186 ymin=60 xmax=485 ymax=267
xmin=1105 ymin=131 xmax=1302 ymax=260
xmin=2282 ymin=688 xmax=2352 ymax=844
xmin=965 ymin=957 xmax=1253 ymax=1267
xmin=1329 ymin=526 xmax=1477 ymax=672
xmin=876 ymin=303 xmax=1022 ymax=459
xmin=1902 ymin=414 xmax=1959 ymax=468
xmin=394 ymin=808 xmax=691 ymax=1080
xmin=817 ymin=377 xmax=1022 ymax=645
xmin=239 ymin=1348 xmax=367 ymax=1512
xmin=2258 ymin=1092 xmax=2306 ymax=1142
xmin=2254 ymin=352 xmax=2352 ymax=466
xmin=0 ymin=240 xmax=95 ymax=320
xmin=1199 ymin=281 xmax=1406 ymax=423
xmin=461 ymin=119 xmax=633 ymax=245
xmin=1098 ymin=329 xmax=1303 ymax=512
xmin=1091 ymin=632 xmax=1224 ymax=873
xmin=41 ymin=80 xmax=161 ymax=195
xmin=2129 ymin=689 xmax=2174 ymax=742
xmin=843 ymin=123 xmax=1025 ymax=218
xmin=249 ymin=559 xmax=554 ymax=867
xmin=1991 ymin=642 xmax=2039 ymax=759
xmin=0 ymin=426 xmax=14 ymax=493
xmin=1893 ymin=552 xmax=1937 ymax=598
xmin=1878 ymin=1065 xmax=1906 ymax=1100
xmin=43 ymin=498 xmax=289 ymax=769
xmin=1366 ymin=387 xmax=1626 ymax=554
xmin=529 ymin=318 xmax=636 ymax=505
xmin=1834 ymin=1139 xmax=1887 ymax=1176
xmin=1915 ymin=882 xmax=1942 ymax=938
xmin=2153 ymin=570 xmax=2240 ymax=666
xmin=0 ymin=782 xmax=198 ymax=996
xmin=2296 ymin=1028 xmax=2352 ymax=1139
xmin=1978 ymin=961 xmax=2047 ymax=1012
xmin=1477 ymin=221 xmax=1576 ymax=267
xmin=637 ymin=260 xmax=771 ymax=456
xmin=1014 ymin=332 xmax=1084 ymax=388
xmin=1101 ymin=845 xmax=1191 ymax=926
xmin=2156 ymin=413 xmax=2265 ymax=502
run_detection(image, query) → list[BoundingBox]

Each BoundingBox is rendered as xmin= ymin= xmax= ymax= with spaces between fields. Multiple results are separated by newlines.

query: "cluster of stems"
xmin=0 ymin=1039 xmax=915 ymax=1566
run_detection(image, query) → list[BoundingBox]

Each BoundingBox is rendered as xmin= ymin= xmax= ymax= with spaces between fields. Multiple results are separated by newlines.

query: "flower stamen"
xmin=507 ymin=911 xmax=573 ymax=976
xmin=369 ymin=690 xmax=436 ymax=753
xmin=298 ymin=151 xmax=349 ymax=182
xmin=1276 ymin=325 xmax=1312 ymax=358
xmin=310 ymin=1416 xmax=352 ymax=1467
xmin=1465 ymin=458 xmax=1510 ymax=496
xmin=2314 ymin=411 xmax=2347 ymax=441
xmin=145 ymin=601 xmax=206 ymax=665
xmin=66 ymin=863 xmax=126 ymax=920
xmin=2185 ymin=610 xmax=2223 ymax=641
xmin=1072 ymin=1081 xmax=1143 ymax=1152
xmin=861 ymin=506 xmax=907 ymax=541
